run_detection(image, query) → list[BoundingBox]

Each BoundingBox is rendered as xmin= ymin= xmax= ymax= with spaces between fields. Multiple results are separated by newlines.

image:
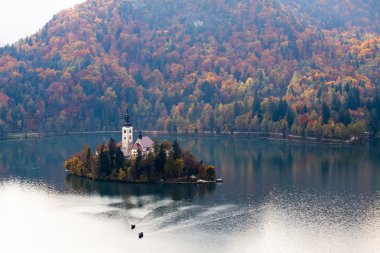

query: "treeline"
xmin=245 ymin=89 xmax=380 ymax=139
xmin=0 ymin=0 xmax=380 ymax=139
xmin=64 ymin=138 xmax=216 ymax=183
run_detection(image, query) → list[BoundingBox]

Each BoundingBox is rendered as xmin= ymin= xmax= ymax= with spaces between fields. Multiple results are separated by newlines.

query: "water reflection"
xmin=228 ymin=189 xmax=380 ymax=253
xmin=0 ymin=136 xmax=112 ymax=186
xmin=174 ymin=136 xmax=380 ymax=195
xmin=64 ymin=174 xmax=216 ymax=201
xmin=1 ymin=180 xmax=379 ymax=253
xmin=1 ymin=135 xmax=380 ymax=252
xmin=1 ymin=135 xmax=380 ymax=196
xmin=0 ymin=180 xmax=236 ymax=253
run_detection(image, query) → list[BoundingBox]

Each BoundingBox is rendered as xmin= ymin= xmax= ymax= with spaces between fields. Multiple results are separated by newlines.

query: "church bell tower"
xmin=122 ymin=109 xmax=133 ymax=157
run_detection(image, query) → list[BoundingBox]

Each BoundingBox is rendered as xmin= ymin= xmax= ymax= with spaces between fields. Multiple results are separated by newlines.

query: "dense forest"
xmin=0 ymin=0 xmax=380 ymax=139
xmin=64 ymin=138 xmax=216 ymax=183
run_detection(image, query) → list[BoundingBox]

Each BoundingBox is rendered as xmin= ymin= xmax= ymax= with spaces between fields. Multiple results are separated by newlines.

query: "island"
xmin=64 ymin=110 xmax=216 ymax=183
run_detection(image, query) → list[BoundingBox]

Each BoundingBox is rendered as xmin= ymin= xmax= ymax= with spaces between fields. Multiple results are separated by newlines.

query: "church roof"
xmin=138 ymin=136 xmax=154 ymax=148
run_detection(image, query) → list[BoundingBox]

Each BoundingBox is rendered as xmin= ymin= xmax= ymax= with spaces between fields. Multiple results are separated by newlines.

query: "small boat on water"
xmin=131 ymin=224 xmax=136 ymax=230
xmin=197 ymin=179 xmax=205 ymax=184
xmin=216 ymin=178 xmax=223 ymax=183
xmin=139 ymin=232 xmax=144 ymax=239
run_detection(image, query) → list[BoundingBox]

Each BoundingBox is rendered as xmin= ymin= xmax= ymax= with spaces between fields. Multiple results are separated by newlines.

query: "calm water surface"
xmin=0 ymin=134 xmax=379 ymax=253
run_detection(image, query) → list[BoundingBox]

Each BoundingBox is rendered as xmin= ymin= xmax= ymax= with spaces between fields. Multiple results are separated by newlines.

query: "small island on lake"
xmin=64 ymin=110 xmax=216 ymax=183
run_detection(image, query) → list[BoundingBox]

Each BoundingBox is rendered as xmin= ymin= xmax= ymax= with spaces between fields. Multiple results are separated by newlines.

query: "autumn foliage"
xmin=0 ymin=0 xmax=380 ymax=139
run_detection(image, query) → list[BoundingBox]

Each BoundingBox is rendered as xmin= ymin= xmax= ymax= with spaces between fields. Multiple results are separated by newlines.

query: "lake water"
xmin=0 ymin=134 xmax=379 ymax=253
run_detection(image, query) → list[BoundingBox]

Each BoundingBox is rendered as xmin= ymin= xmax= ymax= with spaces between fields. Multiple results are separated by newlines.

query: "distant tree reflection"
xmin=64 ymin=174 xmax=216 ymax=201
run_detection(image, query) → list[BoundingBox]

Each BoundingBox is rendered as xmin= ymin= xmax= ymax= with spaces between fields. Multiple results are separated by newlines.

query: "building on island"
xmin=121 ymin=109 xmax=134 ymax=157
xmin=121 ymin=109 xmax=154 ymax=158
xmin=130 ymin=132 xmax=154 ymax=158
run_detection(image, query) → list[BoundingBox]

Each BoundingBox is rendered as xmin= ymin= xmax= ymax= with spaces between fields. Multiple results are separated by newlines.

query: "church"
xmin=121 ymin=110 xmax=154 ymax=158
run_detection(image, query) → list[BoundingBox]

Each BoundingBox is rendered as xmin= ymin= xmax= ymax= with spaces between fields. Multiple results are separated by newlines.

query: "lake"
xmin=0 ymin=134 xmax=379 ymax=253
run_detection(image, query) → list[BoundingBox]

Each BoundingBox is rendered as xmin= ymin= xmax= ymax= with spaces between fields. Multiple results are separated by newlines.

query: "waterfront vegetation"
xmin=64 ymin=139 xmax=216 ymax=183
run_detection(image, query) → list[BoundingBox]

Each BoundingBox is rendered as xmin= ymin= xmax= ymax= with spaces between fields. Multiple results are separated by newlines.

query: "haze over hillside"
xmin=0 ymin=0 xmax=379 ymax=139
xmin=0 ymin=0 xmax=85 ymax=46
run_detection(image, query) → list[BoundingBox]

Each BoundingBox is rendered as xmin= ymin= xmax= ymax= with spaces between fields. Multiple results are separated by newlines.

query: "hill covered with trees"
xmin=0 ymin=0 xmax=379 ymax=139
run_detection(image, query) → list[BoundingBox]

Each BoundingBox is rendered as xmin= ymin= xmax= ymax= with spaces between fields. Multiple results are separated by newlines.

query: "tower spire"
xmin=124 ymin=108 xmax=132 ymax=127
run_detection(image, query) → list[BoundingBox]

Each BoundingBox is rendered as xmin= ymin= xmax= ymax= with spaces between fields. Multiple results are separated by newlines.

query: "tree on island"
xmin=65 ymin=139 xmax=216 ymax=183
xmin=108 ymin=138 xmax=117 ymax=167
xmin=155 ymin=144 xmax=167 ymax=174
xmin=98 ymin=144 xmax=111 ymax=176
xmin=172 ymin=140 xmax=182 ymax=160
xmin=115 ymin=147 xmax=124 ymax=170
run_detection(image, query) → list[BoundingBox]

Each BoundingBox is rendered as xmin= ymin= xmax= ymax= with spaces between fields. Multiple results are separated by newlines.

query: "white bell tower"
xmin=122 ymin=109 xmax=133 ymax=157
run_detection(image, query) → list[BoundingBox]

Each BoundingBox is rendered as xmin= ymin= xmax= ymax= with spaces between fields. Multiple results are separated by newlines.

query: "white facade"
xmin=122 ymin=125 xmax=133 ymax=157
xmin=130 ymin=135 xmax=154 ymax=158
xmin=122 ymin=109 xmax=133 ymax=157
xmin=121 ymin=110 xmax=154 ymax=159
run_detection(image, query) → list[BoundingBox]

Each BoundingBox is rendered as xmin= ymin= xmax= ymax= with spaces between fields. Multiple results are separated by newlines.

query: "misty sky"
xmin=0 ymin=0 xmax=85 ymax=46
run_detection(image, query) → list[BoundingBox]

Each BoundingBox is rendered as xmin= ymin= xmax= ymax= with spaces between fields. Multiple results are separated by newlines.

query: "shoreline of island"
xmin=64 ymin=136 xmax=218 ymax=185
xmin=65 ymin=172 xmax=217 ymax=185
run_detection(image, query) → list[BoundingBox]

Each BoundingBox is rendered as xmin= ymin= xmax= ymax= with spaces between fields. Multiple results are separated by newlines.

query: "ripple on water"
xmin=1 ymin=180 xmax=380 ymax=253
xmin=228 ymin=188 xmax=380 ymax=253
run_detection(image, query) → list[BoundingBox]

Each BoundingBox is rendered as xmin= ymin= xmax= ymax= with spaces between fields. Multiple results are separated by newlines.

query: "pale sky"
xmin=0 ymin=0 xmax=86 ymax=46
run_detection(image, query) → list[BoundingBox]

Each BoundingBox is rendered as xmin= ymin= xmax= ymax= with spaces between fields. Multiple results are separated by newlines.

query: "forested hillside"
xmin=0 ymin=0 xmax=379 ymax=139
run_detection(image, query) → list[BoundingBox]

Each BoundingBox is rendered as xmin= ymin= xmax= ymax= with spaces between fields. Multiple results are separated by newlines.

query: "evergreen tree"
xmin=344 ymin=83 xmax=351 ymax=93
xmin=108 ymin=138 xmax=116 ymax=158
xmin=332 ymin=95 xmax=341 ymax=112
xmin=153 ymin=139 xmax=160 ymax=157
xmin=172 ymin=140 xmax=182 ymax=160
xmin=347 ymin=87 xmax=360 ymax=110
xmin=108 ymin=138 xmax=117 ymax=169
xmin=136 ymin=149 xmax=142 ymax=168
xmin=367 ymin=109 xmax=379 ymax=134
xmin=322 ymin=102 xmax=331 ymax=124
xmin=252 ymin=95 xmax=261 ymax=115
xmin=209 ymin=113 xmax=215 ymax=131
xmin=271 ymin=99 xmax=288 ymax=122
xmin=286 ymin=107 xmax=295 ymax=127
xmin=338 ymin=110 xmax=351 ymax=126
xmin=0 ymin=106 xmax=6 ymax=121
xmin=83 ymin=144 xmax=91 ymax=169
xmin=302 ymin=104 xmax=308 ymax=114
xmin=156 ymin=144 xmax=167 ymax=173
xmin=98 ymin=145 xmax=111 ymax=176
xmin=115 ymin=146 xmax=124 ymax=169
xmin=0 ymin=124 xmax=5 ymax=138
xmin=278 ymin=99 xmax=288 ymax=120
